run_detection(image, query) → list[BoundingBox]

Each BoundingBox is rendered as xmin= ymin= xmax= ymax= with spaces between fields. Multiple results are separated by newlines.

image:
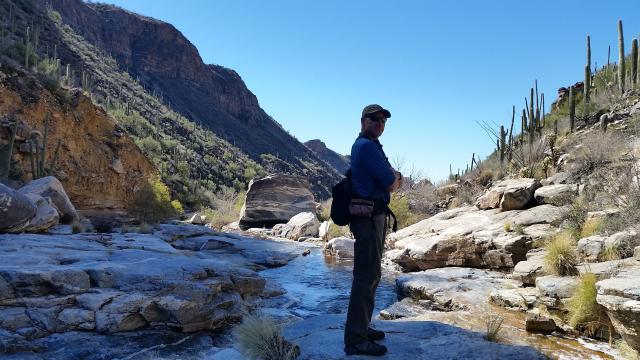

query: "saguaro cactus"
xmin=499 ymin=125 xmax=506 ymax=165
xmin=585 ymin=35 xmax=591 ymax=103
xmin=1 ymin=120 xmax=18 ymax=183
xmin=618 ymin=20 xmax=625 ymax=93
xmin=24 ymin=26 xmax=30 ymax=69
xmin=632 ymin=38 xmax=638 ymax=85
xmin=569 ymin=86 xmax=576 ymax=132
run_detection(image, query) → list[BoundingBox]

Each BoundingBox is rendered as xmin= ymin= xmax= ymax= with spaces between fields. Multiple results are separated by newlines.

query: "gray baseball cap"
xmin=362 ymin=104 xmax=391 ymax=118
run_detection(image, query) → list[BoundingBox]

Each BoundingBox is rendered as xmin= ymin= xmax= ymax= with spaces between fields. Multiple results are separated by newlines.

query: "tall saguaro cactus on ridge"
xmin=569 ymin=86 xmax=576 ymax=133
xmin=585 ymin=35 xmax=591 ymax=103
xmin=618 ymin=20 xmax=625 ymax=94
xmin=632 ymin=38 xmax=638 ymax=85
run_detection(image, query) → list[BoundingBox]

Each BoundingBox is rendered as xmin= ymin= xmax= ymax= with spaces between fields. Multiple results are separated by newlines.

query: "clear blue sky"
xmin=105 ymin=0 xmax=640 ymax=182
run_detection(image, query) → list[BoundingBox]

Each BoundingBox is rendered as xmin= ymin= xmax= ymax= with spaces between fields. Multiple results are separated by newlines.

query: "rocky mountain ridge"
xmin=48 ymin=0 xmax=342 ymax=199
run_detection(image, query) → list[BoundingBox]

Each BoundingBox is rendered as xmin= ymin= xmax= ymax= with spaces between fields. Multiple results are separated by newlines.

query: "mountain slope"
xmin=304 ymin=139 xmax=350 ymax=174
xmin=48 ymin=0 xmax=342 ymax=198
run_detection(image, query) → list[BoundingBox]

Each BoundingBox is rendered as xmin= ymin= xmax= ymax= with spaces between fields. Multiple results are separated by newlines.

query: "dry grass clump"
xmin=485 ymin=314 xmax=504 ymax=342
xmin=566 ymin=273 xmax=610 ymax=337
xmin=233 ymin=314 xmax=299 ymax=360
xmin=201 ymin=187 xmax=245 ymax=230
xmin=544 ymin=231 xmax=579 ymax=276
xmin=580 ymin=218 xmax=603 ymax=239
xmin=601 ymin=243 xmax=621 ymax=261
xmin=614 ymin=339 xmax=639 ymax=360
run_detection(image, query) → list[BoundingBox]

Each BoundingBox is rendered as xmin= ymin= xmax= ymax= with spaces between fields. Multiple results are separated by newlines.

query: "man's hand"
xmin=388 ymin=171 xmax=403 ymax=192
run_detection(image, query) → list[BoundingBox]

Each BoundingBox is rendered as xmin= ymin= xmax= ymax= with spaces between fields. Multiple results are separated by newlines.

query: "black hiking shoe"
xmin=367 ymin=327 xmax=385 ymax=341
xmin=344 ymin=340 xmax=388 ymax=356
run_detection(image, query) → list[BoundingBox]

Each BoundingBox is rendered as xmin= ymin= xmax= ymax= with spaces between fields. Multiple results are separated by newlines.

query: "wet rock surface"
xmin=284 ymin=314 xmax=547 ymax=359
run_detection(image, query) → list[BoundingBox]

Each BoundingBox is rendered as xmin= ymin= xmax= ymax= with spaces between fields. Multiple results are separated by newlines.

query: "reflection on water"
xmin=259 ymin=249 xmax=397 ymax=318
xmin=260 ymin=247 xmax=621 ymax=360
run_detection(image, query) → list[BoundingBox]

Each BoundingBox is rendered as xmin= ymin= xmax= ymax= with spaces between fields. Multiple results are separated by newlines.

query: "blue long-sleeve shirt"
xmin=350 ymin=133 xmax=395 ymax=204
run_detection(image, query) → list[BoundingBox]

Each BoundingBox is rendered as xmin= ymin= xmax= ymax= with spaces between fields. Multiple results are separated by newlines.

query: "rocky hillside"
xmin=304 ymin=139 xmax=350 ymax=174
xmin=0 ymin=61 xmax=156 ymax=211
xmin=46 ymin=0 xmax=342 ymax=199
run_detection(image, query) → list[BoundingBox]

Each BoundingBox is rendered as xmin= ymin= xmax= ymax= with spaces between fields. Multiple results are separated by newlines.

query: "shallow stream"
xmin=258 ymin=247 xmax=621 ymax=360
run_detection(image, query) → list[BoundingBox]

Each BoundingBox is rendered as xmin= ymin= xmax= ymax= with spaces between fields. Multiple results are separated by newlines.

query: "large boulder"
xmin=512 ymin=249 xmax=546 ymax=286
xmin=239 ymin=174 xmax=316 ymax=230
xmin=596 ymin=263 xmax=640 ymax=352
xmin=18 ymin=176 xmax=78 ymax=223
xmin=385 ymin=205 xmax=568 ymax=271
xmin=535 ymin=275 xmax=579 ymax=310
xmin=0 ymin=182 xmax=36 ymax=232
xmin=323 ymin=237 xmax=354 ymax=259
xmin=534 ymin=184 xmax=578 ymax=206
xmin=22 ymin=194 xmax=60 ymax=233
xmin=281 ymin=212 xmax=320 ymax=240
xmin=318 ymin=221 xmax=331 ymax=240
xmin=475 ymin=178 xmax=541 ymax=211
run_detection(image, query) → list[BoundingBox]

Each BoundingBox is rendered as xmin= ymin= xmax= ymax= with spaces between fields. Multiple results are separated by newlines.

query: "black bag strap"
xmin=385 ymin=205 xmax=398 ymax=233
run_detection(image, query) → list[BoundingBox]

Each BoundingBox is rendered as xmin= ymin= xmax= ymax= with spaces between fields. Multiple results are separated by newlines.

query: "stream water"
xmin=258 ymin=247 xmax=622 ymax=360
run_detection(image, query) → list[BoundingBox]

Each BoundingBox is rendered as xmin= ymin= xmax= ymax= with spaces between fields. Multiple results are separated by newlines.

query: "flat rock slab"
xmin=284 ymin=314 xmax=546 ymax=359
xmin=0 ymin=228 xmax=306 ymax=352
xmin=395 ymin=267 xmax=519 ymax=311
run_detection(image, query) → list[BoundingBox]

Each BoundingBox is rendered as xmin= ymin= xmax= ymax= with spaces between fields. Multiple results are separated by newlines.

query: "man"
xmin=344 ymin=104 xmax=402 ymax=356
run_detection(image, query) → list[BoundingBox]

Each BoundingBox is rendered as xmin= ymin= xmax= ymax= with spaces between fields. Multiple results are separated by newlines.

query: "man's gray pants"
xmin=344 ymin=213 xmax=386 ymax=346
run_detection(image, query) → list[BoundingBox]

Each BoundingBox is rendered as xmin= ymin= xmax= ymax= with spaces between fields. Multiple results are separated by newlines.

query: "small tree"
xmin=129 ymin=176 xmax=182 ymax=223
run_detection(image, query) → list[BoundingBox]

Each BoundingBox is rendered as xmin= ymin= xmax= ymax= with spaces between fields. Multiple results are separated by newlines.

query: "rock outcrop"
xmin=596 ymin=262 xmax=640 ymax=352
xmin=303 ymin=139 xmax=350 ymax=174
xmin=0 ymin=225 xmax=304 ymax=350
xmin=577 ymin=229 xmax=640 ymax=261
xmin=533 ymin=184 xmax=578 ymax=206
xmin=239 ymin=175 xmax=316 ymax=230
xmin=385 ymin=205 xmax=566 ymax=271
xmin=475 ymin=178 xmax=542 ymax=211
xmin=0 ymin=75 xmax=156 ymax=211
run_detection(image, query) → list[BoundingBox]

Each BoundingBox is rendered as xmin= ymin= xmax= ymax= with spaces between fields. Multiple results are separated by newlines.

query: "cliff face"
xmin=48 ymin=0 xmax=342 ymax=198
xmin=0 ymin=64 xmax=156 ymax=210
xmin=304 ymin=139 xmax=350 ymax=174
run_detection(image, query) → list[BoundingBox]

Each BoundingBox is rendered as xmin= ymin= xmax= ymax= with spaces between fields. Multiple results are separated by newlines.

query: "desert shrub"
xmin=564 ymin=195 xmax=589 ymax=239
xmin=71 ymin=221 xmax=83 ymax=234
xmin=566 ymin=273 xmax=610 ymax=337
xmin=326 ymin=222 xmax=350 ymax=240
xmin=449 ymin=182 xmax=484 ymax=209
xmin=514 ymin=224 xmax=525 ymax=235
xmin=201 ymin=187 xmax=245 ymax=230
xmin=485 ymin=314 xmax=504 ymax=342
xmin=614 ymin=339 xmax=639 ymax=360
xmin=601 ymin=243 xmax=621 ymax=261
xmin=580 ymin=218 xmax=603 ymax=239
xmin=138 ymin=222 xmax=152 ymax=234
xmin=569 ymin=131 xmax=628 ymax=180
xmin=389 ymin=193 xmax=422 ymax=229
xmin=233 ymin=314 xmax=299 ymax=360
xmin=503 ymin=223 xmax=512 ymax=232
xmin=129 ymin=176 xmax=182 ymax=224
xmin=90 ymin=215 xmax=118 ymax=233
xmin=544 ymin=231 xmax=578 ymax=276
xmin=319 ymin=198 xmax=332 ymax=222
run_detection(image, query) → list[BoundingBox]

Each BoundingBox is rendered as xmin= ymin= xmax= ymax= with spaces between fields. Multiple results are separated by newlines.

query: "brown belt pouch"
xmin=349 ymin=198 xmax=374 ymax=218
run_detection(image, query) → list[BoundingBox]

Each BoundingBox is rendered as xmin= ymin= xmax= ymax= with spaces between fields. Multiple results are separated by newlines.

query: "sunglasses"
xmin=368 ymin=116 xmax=387 ymax=124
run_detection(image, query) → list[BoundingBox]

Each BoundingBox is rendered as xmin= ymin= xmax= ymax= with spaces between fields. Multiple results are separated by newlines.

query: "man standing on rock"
xmin=344 ymin=104 xmax=402 ymax=356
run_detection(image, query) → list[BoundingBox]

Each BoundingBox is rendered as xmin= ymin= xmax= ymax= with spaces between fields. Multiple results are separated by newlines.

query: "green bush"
xmin=129 ymin=176 xmax=182 ymax=224
xmin=544 ymin=231 xmax=578 ymax=276
xmin=326 ymin=222 xmax=350 ymax=240
xmin=389 ymin=193 xmax=422 ymax=229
